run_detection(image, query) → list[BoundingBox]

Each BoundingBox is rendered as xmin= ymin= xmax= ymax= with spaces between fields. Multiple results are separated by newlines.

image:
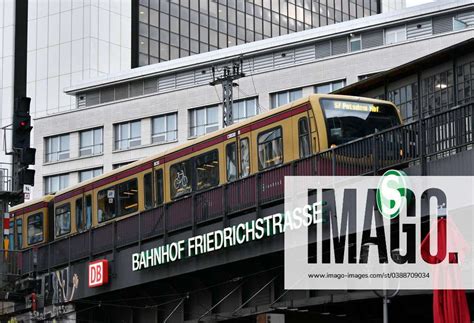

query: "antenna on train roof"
xmin=210 ymin=56 xmax=245 ymax=128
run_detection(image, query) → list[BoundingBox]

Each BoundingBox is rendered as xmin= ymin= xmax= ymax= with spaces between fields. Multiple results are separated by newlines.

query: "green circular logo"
xmin=376 ymin=170 xmax=408 ymax=219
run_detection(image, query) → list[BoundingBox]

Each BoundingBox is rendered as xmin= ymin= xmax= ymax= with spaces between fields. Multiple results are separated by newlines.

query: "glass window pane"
xmin=55 ymin=204 xmax=71 ymax=237
xmin=195 ymin=150 xmax=219 ymax=191
xmin=258 ymin=127 xmax=283 ymax=170
xmin=240 ymin=138 xmax=250 ymax=177
xmin=27 ymin=213 xmax=44 ymax=244
xmin=85 ymin=195 xmax=92 ymax=230
xmin=98 ymin=186 xmax=116 ymax=222
xmin=81 ymin=130 xmax=92 ymax=148
xmin=170 ymin=160 xmax=192 ymax=198
xmin=299 ymin=117 xmax=311 ymax=157
xmin=155 ymin=169 xmax=164 ymax=205
xmin=144 ymin=173 xmax=153 ymax=209
xmin=226 ymin=143 xmax=237 ymax=181
xmin=117 ymin=179 xmax=139 ymax=216
xmin=131 ymin=121 xmax=141 ymax=138
xmin=76 ymin=198 xmax=84 ymax=232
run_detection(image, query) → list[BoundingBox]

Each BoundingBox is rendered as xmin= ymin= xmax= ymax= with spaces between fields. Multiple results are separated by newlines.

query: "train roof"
xmin=16 ymin=94 xmax=395 ymax=206
xmin=9 ymin=195 xmax=55 ymax=213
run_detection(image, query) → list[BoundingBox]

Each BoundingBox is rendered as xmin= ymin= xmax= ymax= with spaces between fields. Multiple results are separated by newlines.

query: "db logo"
xmin=88 ymin=259 xmax=109 ymax=288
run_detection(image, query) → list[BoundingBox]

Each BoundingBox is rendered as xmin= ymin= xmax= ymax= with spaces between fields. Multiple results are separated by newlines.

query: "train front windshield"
xmin=321 ymin=99 xmax=401 ymax=146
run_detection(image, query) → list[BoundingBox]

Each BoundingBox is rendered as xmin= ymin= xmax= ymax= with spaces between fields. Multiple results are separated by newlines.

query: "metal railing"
xmin=16 ymin=103 xmax=474 ymax=275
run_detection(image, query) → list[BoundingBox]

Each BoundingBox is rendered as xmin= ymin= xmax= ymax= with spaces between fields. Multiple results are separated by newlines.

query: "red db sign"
xmin=88 ymin=259 xmax=109 ymax=288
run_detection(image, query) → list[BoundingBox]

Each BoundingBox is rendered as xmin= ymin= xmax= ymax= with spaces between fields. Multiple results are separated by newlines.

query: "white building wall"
xmin=0 ymin=0 xmax=16 ymax=191
xmin=26 ymin=0 xmax=131 ymax=117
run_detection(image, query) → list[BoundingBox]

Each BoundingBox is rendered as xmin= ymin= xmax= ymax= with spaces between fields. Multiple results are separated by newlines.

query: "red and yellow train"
xmin=9 ymin=94 xmax=401 ymax=250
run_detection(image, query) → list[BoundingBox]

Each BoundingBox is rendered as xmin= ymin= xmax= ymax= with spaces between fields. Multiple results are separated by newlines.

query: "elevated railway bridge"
xmin=1 ymin=102 xmax=474 ymax=323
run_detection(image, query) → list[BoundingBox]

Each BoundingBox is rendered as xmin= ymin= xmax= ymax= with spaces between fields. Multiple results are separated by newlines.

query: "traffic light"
xmin=12 ymin=97 xmax=32 ymax=149
xmin=20 ymin=147 xmax=36 ymax=165
xmin=12 ymin=97 xmax=36 ymax=188
xmin=18 ymin=167 xmax=35 ymax=186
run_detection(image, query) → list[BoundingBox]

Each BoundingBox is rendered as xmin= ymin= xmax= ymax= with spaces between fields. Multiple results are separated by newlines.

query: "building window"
xmin=349 ymin=34 xmax=361 ymax=52
xmin=80 ymin=128 xmax=103 ymax=156
xmin=79 ymin=168 xmax=103 ymax=182
xmin=358 ymin=73 xmax=381 ymax=81
xmin=421 ymin=70 xmax=455 ymax=116
xmin=453 ymin=18 xmax=468 ymax=31
xmin=388 ymin=83 xmax=419 ymax=122
xmin=189 ymin=105 xmax=219 ymax=137
xmin=152 ymin=113 xmax=177 ymax=143
xmin=314 ymin=80 xmax=346 ymax=94
xmin=45 ymin=134 xmax=70 ymax=162
xmin=114 ymin=120 xmax=141 ymax=150
xmin=44 ymin=174 xmax=69 ymax=194
xmin=233 ymin=98 xmax=258 ymax=122
xmin=270 ymin=88 xmax=303 ymax=109
xmin=55 ymin=204 xmax=71 ymax=237
xmin=113 ymin=161 xmax=136 ymax=169
xmin=457 ymin=60 xmax=474 ymax=105
xmin=258 ymin=127 xmax=283 ymax=170
xmin=27 ymin=213 xmax=43 ymax=245
xmin=385 ymin=26 xmax=406 ymax=45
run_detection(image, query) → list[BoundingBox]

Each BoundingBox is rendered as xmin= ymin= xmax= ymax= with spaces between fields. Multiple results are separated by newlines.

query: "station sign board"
xmin=88 ymin=259 xmax=109 ymax=288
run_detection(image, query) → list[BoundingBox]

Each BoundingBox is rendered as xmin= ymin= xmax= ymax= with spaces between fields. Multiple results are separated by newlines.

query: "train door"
xmin=73 ymin=190 xmax=89 ymax=233
xmin=152 ymin=160 xmax=165 ymax=207
xmin=237 ymin=130 xmax=251 ymax=178
xmin=307 ymin=108 xmax=320 ymax=154
xmin=223 ymin=131 xmax=239 ymax=182
xmin=291 ymin=110 xmax=314 ymax=160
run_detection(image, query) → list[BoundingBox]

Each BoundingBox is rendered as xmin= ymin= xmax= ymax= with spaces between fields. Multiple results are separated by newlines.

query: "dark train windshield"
xmin=320 ymin=99 xmax=400 ymax=146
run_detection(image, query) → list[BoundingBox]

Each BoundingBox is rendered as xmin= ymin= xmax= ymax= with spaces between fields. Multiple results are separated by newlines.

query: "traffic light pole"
xmin=10 ymin=0 xmax=30 ymax=205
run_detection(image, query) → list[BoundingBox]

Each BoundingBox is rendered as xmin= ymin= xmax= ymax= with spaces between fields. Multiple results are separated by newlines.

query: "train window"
xmin=97 ymin=187 xmax=117 ymax=222
xmin=27 ymin=212 xmax=44 ymax=244
xmin=170 ymin=160 xmax=192 ymax=199
xmin=195 ymin=150 xmax=219 ymax=191
xmin=117 ymin=179 xmax=139 ymax=216
xmin=85 ymin=195 xmax=92 ymax=229
xmin=55 ymin=204 xmax=71 ymax=237
xmin=258 ymin=127 xmax=283 ymax=170
xmin=298 ymin=117 xmax=311 ymax=158
xmin=76 ymin=198 xmax=84 ymax=232
xmin=226 ymin=143 xmax=237 ymax=181
xmin=9 ymin=219 xmax=14 ymax=250
xmin=155 ymin=169 xmax=164 ymax=205
xmin=16 ymin=218 xmax=22 ymax=249
xmin=240 ymin=138 xmax=250 ymax=177
xmin=144 ymin=173 xmax=153 ymax=209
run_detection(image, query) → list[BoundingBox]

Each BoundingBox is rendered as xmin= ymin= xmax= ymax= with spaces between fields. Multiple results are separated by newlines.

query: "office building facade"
xmin=133 ymin=0 xmax=381 ymax=66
